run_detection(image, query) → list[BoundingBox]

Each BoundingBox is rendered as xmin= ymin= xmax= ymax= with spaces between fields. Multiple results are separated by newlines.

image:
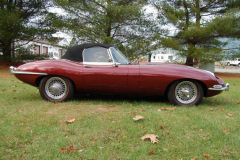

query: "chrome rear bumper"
xmin=208 ymin=83 xmax=229 ymax=91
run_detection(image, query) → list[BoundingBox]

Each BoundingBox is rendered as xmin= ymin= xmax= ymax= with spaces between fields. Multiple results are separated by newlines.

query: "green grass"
xmin=0 ymin=73 xmax=240 ymax=159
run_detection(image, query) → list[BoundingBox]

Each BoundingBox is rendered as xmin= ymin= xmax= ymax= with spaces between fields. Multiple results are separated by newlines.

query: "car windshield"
xmin=110 ymin=47 xmax=131 ymax=64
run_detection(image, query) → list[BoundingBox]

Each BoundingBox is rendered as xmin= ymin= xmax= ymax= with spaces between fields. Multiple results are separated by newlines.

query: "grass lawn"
xmin=0 ymin=66 xmax=239 ymax=159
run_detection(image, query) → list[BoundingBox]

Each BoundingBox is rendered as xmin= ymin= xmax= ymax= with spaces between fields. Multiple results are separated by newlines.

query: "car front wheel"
xmin=227 ymin=62 xmax=231 ymax=66
xmin=167 ymin=80 xmax=203 ymax=106
xmin=39 ymin=76 xmax=74 ymax=102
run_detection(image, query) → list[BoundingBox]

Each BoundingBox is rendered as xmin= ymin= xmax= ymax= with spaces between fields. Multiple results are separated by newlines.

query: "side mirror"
xmin=108 ymin=58 xmax=113 ymax=62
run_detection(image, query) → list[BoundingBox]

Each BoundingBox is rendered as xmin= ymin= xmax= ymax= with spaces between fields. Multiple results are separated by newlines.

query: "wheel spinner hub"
xmin=175 ymin=81 xmax=198 ymax=104
xmin=45 ymin=77 xmax=67 ymax=100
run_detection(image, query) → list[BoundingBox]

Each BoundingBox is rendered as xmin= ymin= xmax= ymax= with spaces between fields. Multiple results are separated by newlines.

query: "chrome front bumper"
xmin=9 ymin=66 xmax=48 ymax=75
xmin=208 ymin=83 xmax=229 ymax=91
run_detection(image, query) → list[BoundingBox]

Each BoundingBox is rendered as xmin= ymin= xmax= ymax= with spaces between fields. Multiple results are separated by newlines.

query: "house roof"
xmin=32 ymin=38 xmax=64 ymax=45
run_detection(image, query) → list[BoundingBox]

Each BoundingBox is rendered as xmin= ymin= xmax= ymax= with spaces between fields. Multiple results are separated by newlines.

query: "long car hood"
xmin=138 ymin=62 xmax=215 ymax=81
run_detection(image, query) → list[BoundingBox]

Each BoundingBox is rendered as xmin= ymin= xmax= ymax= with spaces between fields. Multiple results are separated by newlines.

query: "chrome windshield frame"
xmin=109 ymin=47 xmax=131 ymax=65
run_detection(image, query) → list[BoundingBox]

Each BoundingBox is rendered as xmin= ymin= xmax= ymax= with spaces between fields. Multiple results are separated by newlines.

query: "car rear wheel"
xmin=227 ymin=62 xmax=231 ymax=66
xmin=39 ymin=76 xmax=74 ymax=102
xmin=167 ymin=80 xmax=203 ymax=106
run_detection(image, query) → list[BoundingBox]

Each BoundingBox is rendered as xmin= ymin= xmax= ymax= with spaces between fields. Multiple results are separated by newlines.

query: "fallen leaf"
xmin=209 ymin=109 xmax=213 ymax=111
xmin=12 ymin=90 xmax=17 ymax=93
xmin=91 ymin=138 xmax=98 ymax=142
xmin=148 ymin=150 xmax=154 ymax=155
xmin=161 ymin=107 xmax=176 ymax=111
xmin=141 ymin=134 xmax=160 ymax=144
xmin=226 ymin=113 xmax=233 ymax=117
xmin=66 ymin=118 xmax=75 ymax=123
xmin=127 ymin=103 xmax=133 ymax=107
xmin=221 ymin=109 xmax=224 ymax=111
xmin=141 ymin=126 xmax=146 ymax=130
xmin=13 ymin=97 xmax=16 ymax=99
xmin=148 ymin=147 xmax=156 ymax=155
xmin=133 ymin=115 xmax=144 ymax=121
xmin=2 ymin=89 xmax=6 ymax=91
xmin=222 ymin=128 xmax=228 ymax=134
xmin=132 ymin=111 xmax=137 ymax=114
xmin=191 ymin=157 xmax=198 ymax=160
xmin=142 ymin=109 xmax=146 ymax=112
xmin=160 ymin=125 xmax=164 ymax=129
xmin=66 ymin=145 xmax=77 ymax=153
xmin=107 ymin=105 xmax=116 ymax=108
xmin=203 ymin=154 xmax=210 ymax=159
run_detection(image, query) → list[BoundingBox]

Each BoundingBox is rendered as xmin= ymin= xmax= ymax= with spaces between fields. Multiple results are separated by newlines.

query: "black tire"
xmin=227 ymin=62 xmax=231 ymax=66
xmin=167 ymin=80 xmax=203 ymax=106
xmin=39 ymin=76 xmax=74 ymax=102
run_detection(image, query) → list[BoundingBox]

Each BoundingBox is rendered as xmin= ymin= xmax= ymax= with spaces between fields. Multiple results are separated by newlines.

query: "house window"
xmin=34 ymin=45 xmax=40 ymax=55
xmin=168 ymin=56 xmax=173 ymax=60
xmin=43 ymin=46 xmax=48 ymax=55
xmin=161 ymin=56 xmax=164 ymax=59
xmin=153 ymin=56 xmax=155 ymax=59
xmin=59 ymin=49 xmax=62 ymax=57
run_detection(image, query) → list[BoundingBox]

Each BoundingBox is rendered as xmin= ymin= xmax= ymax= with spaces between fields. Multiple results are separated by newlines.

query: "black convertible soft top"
xmin=61 ymin=43 xmax=113 ymax=62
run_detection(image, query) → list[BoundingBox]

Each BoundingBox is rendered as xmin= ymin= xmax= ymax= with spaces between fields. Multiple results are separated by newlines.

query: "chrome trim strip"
xmin=9 ymin=66 xmax=48 ymax=75
xmin=83 ymin=62 xmax=114 ymax=65
xmin=208 ymin=83 xmax=229 ymax=91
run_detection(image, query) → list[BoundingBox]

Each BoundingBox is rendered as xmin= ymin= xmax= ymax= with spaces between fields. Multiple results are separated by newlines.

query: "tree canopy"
xmin=0 ymin=0 xmax=56 ymax=61
xmin=52 ymin=0 xmax=160 ymax=59
xmin=153 ymin=0 xmax=240 ymax=66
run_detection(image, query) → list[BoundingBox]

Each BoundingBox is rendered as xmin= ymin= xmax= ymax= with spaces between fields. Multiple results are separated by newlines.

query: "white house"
xmin=15 ymin=38 xmax=69 ymax=59
xmin=151 ymin=48 xmax=178 ymax=63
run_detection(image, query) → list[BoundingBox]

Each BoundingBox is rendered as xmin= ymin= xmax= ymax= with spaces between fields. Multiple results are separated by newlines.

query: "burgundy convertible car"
xmin=10 ymin=43 xmax=229 ymax=106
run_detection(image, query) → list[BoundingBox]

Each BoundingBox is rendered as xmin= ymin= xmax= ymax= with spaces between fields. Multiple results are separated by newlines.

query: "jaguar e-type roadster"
xmin=10 ymin=43 xmax=229 ymax=106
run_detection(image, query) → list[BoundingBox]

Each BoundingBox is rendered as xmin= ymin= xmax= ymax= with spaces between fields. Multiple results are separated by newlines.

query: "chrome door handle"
xmin=84 ymin=65 xmax=92 ymax=68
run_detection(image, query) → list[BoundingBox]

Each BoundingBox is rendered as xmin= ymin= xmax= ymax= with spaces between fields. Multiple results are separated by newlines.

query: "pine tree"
xmin=52 ymin=0 xmax=160 ymax=59
xmin=153 ymin=0 xmax=240 ymax=66
xmin=0 ymin=0 xmax=56 ymax=61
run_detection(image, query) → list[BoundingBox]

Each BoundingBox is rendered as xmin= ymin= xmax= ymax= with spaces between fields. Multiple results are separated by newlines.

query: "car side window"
xmin=83 ymin=47 xmax=110 ymax=62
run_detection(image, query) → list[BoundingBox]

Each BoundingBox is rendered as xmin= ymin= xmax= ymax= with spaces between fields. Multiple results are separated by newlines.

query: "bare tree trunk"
xmin=186 ymin=56 xmax=193 ymax=66
xmin=1 ymin=40 xmax=12 ymax=62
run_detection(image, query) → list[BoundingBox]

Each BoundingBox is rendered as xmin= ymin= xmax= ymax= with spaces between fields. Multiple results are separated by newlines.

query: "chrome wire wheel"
xmin=174 ymin=81 xmax=198 ymax=105
xmin=44 ymin=77 xmax=68 ymax=100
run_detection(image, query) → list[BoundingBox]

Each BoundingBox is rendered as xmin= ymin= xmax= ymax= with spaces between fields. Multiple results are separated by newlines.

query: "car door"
xmin=82 ymin=47 xmax=128 ymax=92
